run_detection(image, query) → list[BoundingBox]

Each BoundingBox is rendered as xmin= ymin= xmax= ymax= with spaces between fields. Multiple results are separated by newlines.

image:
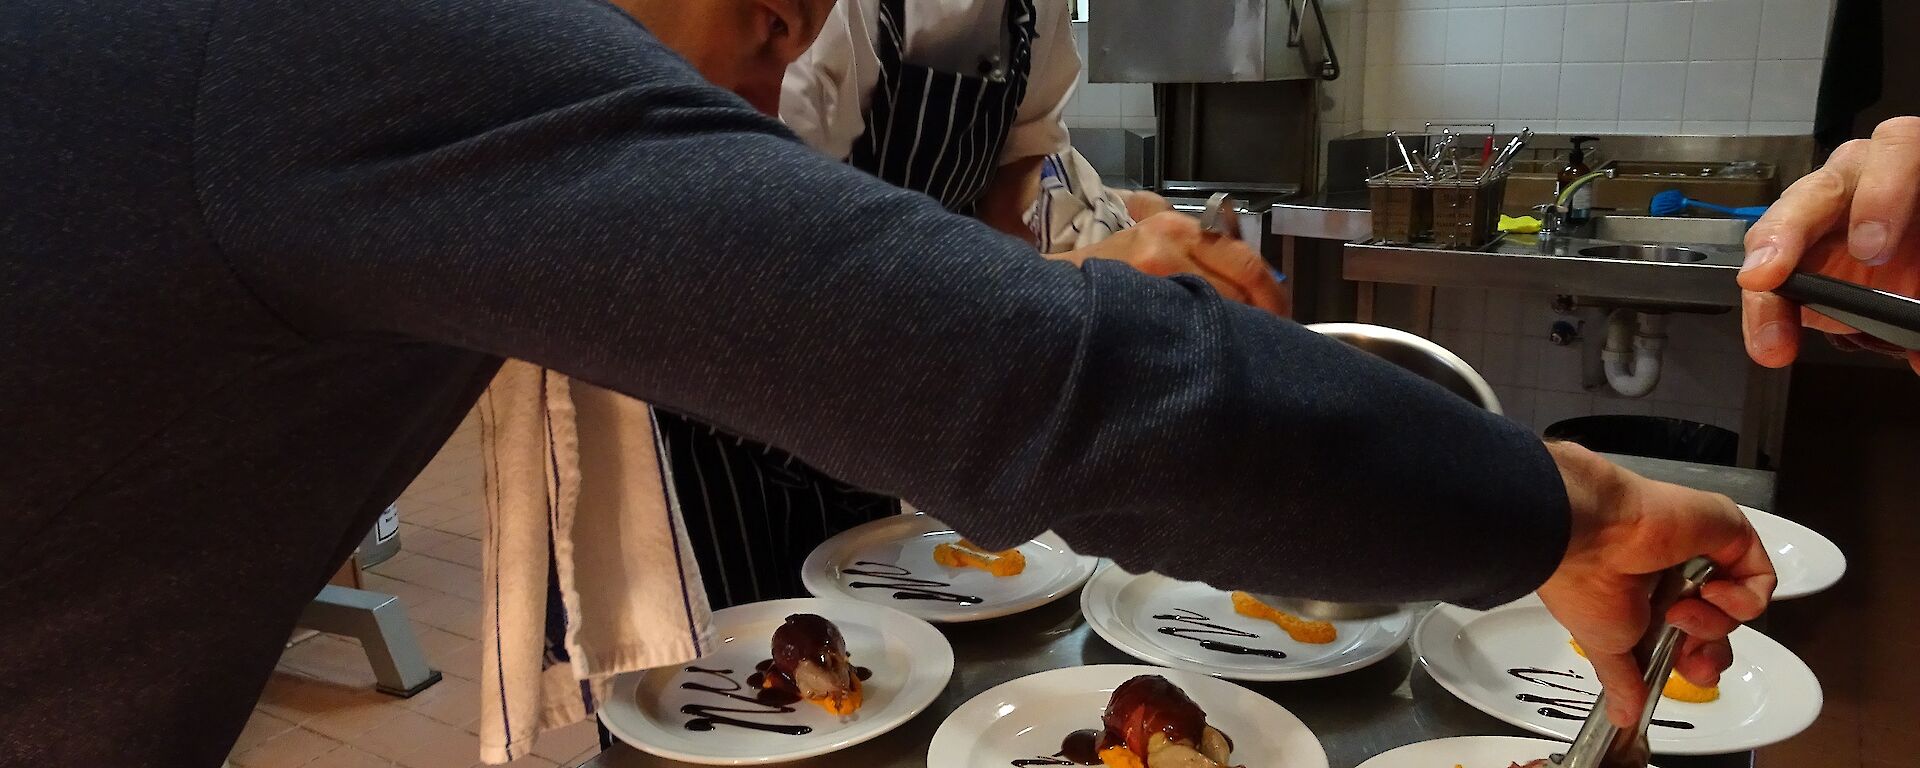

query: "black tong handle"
xmin=1773 ymin=272 xmax=1920 ymax=352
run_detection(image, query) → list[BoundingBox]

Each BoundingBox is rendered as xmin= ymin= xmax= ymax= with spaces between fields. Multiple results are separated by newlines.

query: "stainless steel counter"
xmin=1344 ymin=234 xmax=1745 ymax=309
xmin=1269 ymin=192 xmax=1374 ymax=242
xmin=1267 ymin=187 xmax=1755 ymax=309
xmin=583 ymin=456 xmax=1771 ymax=768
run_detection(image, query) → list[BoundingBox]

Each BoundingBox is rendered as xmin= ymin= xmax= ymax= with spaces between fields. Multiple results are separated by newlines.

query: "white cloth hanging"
xmin=473 ymin=361 xmax=713 ymax=764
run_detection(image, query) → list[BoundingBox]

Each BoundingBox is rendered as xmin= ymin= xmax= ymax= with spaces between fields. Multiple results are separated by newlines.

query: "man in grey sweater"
xmin=0 ymin=0 xmax=1773 ymax=764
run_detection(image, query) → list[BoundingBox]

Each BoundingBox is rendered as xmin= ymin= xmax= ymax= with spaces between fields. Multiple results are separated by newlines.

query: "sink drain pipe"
xmin=1579 ymin=307 xmax=1608 ymax=390
xmin=1602 ymin=310 xmax=1667 ymax=397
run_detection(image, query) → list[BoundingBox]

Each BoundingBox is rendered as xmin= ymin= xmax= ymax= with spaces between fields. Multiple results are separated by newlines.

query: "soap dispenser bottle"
xmin=1556 ymin=136 xmax=1599 ymax=226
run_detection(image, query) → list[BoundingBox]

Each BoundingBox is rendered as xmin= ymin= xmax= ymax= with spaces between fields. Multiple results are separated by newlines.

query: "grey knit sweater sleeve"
xmin=196 ymin=0 xmax=1569 ymax=608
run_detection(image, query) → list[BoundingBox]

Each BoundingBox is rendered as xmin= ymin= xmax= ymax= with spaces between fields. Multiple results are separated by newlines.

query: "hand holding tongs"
xmin=1553 ymin=557 xmax=1718 ymax=768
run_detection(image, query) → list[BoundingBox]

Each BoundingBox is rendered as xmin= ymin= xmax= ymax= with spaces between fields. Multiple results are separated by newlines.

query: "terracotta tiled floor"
xmin=231 ymin=415 xmax=604 ymax=768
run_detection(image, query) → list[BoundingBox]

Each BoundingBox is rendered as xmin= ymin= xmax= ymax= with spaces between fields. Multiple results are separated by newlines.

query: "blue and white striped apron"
xmin=656 ymin=0 xmax=1038 ymax=613
xmin=849 ymin=0 xmax=1037 ymax=213
xmin=654 ymin=412 xmax=900 ymax=609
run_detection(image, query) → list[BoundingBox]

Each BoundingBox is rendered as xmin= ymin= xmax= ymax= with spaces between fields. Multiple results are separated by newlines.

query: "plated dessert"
xmin=803 ymin=514 xmax=1096 ymax=622
xmin=926 ymin=665 xmax=1328 ymax=768
xmin=751 ymin=614 xmax=871 ymax=716
xmin=1080 ymin=568 xmax=1415 ymax=682
xmin=1412 ymin=598 xmax=1822 ymax=754
xmin=601 ymin=598 xmax=954 ymax=765
xmin=1063 ymin=675 xmax=1245 ymax=768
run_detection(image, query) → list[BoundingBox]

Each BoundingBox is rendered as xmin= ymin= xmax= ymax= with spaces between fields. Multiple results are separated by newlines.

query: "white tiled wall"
xmin=1069 ymin=1 xmax=1830 ymax=145
xmin=1063 ymin=23 xmax=1155 ymax=132
xmin=1319 ymin=0 xmax=1375 ymax=141
xmin=1354 ymin=0 xmax=1833 ymax=136
xmin=1429 ymin=288 xmax=1753 ymax=434
xmin=1066 ymin=0 xmax=1376 ymax=137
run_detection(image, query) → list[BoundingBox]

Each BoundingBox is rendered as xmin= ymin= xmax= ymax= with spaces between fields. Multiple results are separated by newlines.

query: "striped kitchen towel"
xmin=1026 ymin=147 xmax=1136 ymax=254
xmin=474 ymin=361 xmax=713 ymax=764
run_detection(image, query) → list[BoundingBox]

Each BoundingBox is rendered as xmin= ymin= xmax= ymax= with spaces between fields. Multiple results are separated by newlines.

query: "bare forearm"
xmin=975 ymin=155 xmax=1046 ymax=242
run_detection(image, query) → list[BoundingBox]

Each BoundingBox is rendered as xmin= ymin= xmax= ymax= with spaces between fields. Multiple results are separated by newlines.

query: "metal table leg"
xmin=296 ymin=585 xmax=442 ymax=697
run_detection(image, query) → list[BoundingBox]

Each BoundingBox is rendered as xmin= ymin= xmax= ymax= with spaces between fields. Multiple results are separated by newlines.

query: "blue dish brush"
xmin=1650 ymin=189 xmax=1769 ymax=221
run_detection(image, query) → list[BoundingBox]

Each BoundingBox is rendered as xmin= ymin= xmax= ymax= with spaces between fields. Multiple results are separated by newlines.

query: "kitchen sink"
xmin=1591 ymin=215 xmax=1750 ymax=247
xmin=1344 ymin=221 xmax=1748 ymax=307
xmin=1578 ymin=244 xmax=1712 ymax=263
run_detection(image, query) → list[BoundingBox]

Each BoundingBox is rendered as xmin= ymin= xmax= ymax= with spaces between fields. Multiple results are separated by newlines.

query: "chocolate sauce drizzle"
xmin=843 ymin=560 xmax=984 ymax=604
xmin=1011 ymin=729 xmax=1104 ymax=766
xmin=1153 ymin=608 xmax=1287 ymax=659
xmin=677 ymin=666 xmax=812 ymax=735
xmin=1505 ymin=667 xmax=1697 ymax=730
xmin=1508 ymin=667 xmax=1590 ymax=694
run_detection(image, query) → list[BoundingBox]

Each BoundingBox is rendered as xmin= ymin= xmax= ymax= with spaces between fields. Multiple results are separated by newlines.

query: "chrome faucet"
xmin=1539 ymin=168 xmax=1618 ymax=238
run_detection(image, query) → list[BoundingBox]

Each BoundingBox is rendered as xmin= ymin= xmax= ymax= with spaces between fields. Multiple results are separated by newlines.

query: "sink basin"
xmin=1579 ymin=244 xmax=1712 ymax=263
xmin=1592 ymin=215 xmax=1750 ymax=246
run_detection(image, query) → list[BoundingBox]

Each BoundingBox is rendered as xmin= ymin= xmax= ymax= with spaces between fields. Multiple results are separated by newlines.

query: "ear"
xmin=750 ymin=0 xmax=827 ymax=66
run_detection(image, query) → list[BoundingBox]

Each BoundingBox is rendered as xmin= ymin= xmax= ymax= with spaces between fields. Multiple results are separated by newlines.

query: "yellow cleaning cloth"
xmin=1499 ymin=215 xmax=1542 ymax=234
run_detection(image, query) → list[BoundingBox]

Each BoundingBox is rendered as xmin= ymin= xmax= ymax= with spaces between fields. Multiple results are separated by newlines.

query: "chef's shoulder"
xmin=203 ymin=0 xmax=723 ymax=111
xmin=194 ymin=0 xmax=784 ymax=248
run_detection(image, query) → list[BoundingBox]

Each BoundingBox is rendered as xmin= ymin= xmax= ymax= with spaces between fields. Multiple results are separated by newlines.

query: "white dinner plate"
xmin=600 ymin=598 xmax=954 ymax=765
xmin=926 ymin=664 xmax=1328 ymax=768
xmin=1354 ymin=735 xmax=1662 ymax=768
xmin=1741 ymin=505 xmax=1846 ymax=600
xmin=1413 ymin=597 xmax=1822 ymax=755
xmin=801 ymin=513 xmax=1097 ymax=622
xmin=1080 ymin=566 xmax=1416 ymax=681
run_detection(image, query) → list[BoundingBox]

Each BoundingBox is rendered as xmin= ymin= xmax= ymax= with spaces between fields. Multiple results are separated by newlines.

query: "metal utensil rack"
xmin=1366 ymin=128 xmax=1528 ymax=249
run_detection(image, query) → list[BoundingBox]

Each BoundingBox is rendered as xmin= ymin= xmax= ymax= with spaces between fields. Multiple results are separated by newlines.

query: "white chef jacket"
xmin=780 ymin=0 xmax=1079 ymax=166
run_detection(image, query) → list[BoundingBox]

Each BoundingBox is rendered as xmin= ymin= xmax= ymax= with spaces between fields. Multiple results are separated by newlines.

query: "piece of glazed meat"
xmin=1098 ymin=676 xmax=1241 ymax=768
xmin=764 ymin=614 xmax=862 ymax=715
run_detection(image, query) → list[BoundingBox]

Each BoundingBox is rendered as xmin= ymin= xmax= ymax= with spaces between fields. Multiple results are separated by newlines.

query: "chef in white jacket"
xmin=650 ymin=0 xmax=1290 ymax=614
xmin=779 ymin=0 xmax=1182 ymax=248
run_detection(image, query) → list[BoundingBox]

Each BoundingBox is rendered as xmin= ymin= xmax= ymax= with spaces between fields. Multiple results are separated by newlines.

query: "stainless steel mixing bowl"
xmin=1244 ymin=323 xmax=1502 ymax=620
xmin=1306 ymin=322 xmax=1503 ymax=414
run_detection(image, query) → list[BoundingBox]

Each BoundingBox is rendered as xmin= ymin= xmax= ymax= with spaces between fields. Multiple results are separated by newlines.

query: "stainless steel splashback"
xmin=1156 ymin=81 xmax=1317 ymax=188
xmin=1086 ymin=0 xmax=1338 ymax=83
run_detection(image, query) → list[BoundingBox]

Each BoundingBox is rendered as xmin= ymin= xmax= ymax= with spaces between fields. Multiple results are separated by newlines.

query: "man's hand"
xmin=1537 ymin=442 xmax=1776 ymax=727
xmin=1054 ymin=212 xmax=1291 ymax=316
xmin=1117 ymin=188 xmax=1174 ymax=222
xmin=1740 ymin=116 xmax=1920 ymax=374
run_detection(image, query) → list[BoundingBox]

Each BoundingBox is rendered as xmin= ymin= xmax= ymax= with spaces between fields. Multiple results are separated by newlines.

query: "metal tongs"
xmin=1553 ymin=556 xmax=1718 ymax=768
xmin=1387 ymin=131 xmax=1431 ymax=182
xmin=1775 ymin=272 xmax=1920 ymax=353
xmin=1484 ymin=128 xmax=1534 ymax=180
xmin=1427 ymin=130 xmax=1461 ymax=180
xmin=1200 ymin=192 xmax=1239 ymax=237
